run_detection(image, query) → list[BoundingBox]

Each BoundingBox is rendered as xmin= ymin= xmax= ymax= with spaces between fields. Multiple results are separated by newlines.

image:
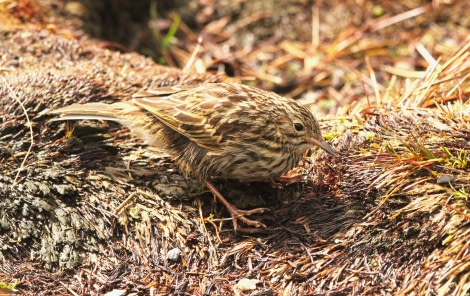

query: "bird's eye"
xmin=294 ymin=122 xmax=304 ymax=131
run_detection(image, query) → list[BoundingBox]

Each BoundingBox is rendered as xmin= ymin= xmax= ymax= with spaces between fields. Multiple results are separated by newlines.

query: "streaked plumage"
xmin=51 ymin=83 xmax=336 ymax=229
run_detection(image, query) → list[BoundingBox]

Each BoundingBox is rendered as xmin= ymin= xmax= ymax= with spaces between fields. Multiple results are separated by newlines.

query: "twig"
xmin=4 ymin=78 xmax=34 ymax=189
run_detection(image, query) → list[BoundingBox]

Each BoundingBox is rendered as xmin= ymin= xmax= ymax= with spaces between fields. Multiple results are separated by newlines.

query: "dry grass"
xmin=0 ymin=1 xmax=469 ymax=295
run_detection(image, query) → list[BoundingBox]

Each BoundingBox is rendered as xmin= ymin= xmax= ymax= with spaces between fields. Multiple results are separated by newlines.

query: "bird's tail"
xmin=49 ymin=102 xmax=138 ymax=124
xmin=50 ymin=102 xmax=167 ymax=150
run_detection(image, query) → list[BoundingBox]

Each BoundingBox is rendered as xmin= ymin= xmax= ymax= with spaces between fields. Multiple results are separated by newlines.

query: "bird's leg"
xmin=274 ymin=173 xmax=307 ymax=184
xmin=204 ymin=180 xmax=268 ymax=231
xmin=265 ymin=172 xmax=308 ymax=189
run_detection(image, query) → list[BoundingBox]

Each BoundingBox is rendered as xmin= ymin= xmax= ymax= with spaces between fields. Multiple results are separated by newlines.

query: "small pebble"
xmin=166 ymin=248 xmax=181 ymax=262
xmin=437 ymin=175 xmax=455 ymax=184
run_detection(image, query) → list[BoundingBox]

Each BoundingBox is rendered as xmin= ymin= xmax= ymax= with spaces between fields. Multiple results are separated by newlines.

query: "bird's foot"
xmin=204 ymin=181 xmax=268 ymax=231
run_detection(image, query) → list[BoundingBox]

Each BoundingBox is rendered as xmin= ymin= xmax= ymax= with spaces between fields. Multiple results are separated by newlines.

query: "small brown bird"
xmin=51 ymin=83 xmax=336 ymax=230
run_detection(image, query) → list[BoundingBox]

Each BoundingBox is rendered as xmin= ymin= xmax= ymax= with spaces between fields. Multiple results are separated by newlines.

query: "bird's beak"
xmin=308 ymin=137 xmax=337 ymax=156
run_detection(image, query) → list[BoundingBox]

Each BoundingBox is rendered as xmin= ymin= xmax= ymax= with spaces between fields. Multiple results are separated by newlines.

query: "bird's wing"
xmin=132 ymin=86 xmax=237 ymax=152
xmin=132 ymin=85 xmax=194 ymax=98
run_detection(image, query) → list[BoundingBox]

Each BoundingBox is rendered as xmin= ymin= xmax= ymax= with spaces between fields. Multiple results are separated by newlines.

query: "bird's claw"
xmin=204 ymin=180 xmax=268 ymax=231
xmin=225 ymin=206 xmax=269 ymax=230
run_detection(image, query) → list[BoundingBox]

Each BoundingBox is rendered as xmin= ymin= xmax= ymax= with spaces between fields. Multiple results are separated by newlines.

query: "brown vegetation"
xmin=0 ymin=1 xmax=469 ymax=295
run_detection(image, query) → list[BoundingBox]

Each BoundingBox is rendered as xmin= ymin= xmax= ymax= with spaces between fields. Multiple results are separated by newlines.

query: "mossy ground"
xmin=0 ymin=1 xmax=469 ymax=295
